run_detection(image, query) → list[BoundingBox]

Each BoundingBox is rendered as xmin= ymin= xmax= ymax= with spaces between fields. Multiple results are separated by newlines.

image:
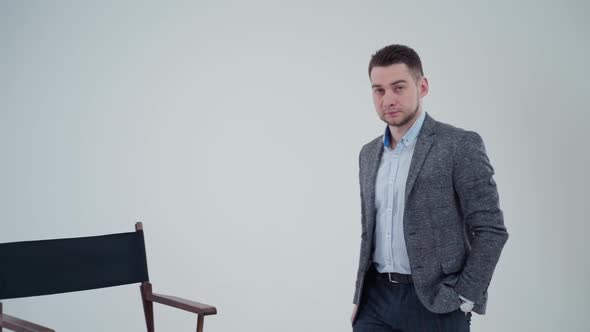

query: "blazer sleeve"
xmin=452 ymin=131 xmax=509 ymax=304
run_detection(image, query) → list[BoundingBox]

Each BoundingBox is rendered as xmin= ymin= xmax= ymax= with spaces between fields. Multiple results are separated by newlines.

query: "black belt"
xmin=370 ymin=264 xmax=413 ymax=284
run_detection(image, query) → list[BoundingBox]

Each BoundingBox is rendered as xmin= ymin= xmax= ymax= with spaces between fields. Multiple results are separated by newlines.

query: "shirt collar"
xmin=383 ymin=110 xmax=427 ymax=150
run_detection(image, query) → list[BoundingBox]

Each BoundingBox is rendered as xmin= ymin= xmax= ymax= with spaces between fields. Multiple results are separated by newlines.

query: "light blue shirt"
xmin=373 ymin=110 xmax=426 ymax=274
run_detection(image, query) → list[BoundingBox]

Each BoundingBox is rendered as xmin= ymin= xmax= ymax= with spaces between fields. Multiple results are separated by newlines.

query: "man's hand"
xmin=351 ymin=304 xmax=359 ymax=325
xmin=459 ymin=295 xmax=474 ymax=315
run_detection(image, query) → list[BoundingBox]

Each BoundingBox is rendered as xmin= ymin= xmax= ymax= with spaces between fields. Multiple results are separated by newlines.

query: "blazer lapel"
xmin=404 ymin=112 xmax=437 ymax=202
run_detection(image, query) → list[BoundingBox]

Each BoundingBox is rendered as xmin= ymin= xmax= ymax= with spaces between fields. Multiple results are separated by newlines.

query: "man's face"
xmin=370 ymin=63 xmax=429 ymax=128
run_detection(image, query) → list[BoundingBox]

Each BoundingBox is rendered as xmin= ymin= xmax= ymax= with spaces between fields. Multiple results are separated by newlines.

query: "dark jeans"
xmin=353 ymin=267 xmax=471 ymax=332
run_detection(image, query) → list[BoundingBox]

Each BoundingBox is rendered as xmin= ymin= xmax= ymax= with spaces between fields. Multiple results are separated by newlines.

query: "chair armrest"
xmin=0 ymin=313 xmax=54 ymax=332
xmin=149 ymin=293 xmax=217 ymax=316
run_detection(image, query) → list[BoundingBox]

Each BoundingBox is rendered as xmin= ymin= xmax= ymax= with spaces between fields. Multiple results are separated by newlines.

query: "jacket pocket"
xmin=418 ymin=172 xmax=452 ymax=189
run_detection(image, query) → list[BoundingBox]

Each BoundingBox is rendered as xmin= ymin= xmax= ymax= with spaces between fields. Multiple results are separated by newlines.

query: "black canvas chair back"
xmin=0 ymin=230 xmax=149 ymax=300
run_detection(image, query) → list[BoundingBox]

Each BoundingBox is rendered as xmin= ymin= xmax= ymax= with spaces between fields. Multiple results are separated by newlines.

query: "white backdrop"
xmin=1 ymin=1 xmax=588 ymax=331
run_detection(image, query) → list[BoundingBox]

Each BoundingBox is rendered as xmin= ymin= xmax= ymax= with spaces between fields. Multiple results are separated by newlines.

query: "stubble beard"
xmin=384 ymin=98 xmax=421 ymax=128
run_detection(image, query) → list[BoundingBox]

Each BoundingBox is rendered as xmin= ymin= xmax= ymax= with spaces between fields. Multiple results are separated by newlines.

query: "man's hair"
xmin=368 ymin=44 xmax=424 ymax=80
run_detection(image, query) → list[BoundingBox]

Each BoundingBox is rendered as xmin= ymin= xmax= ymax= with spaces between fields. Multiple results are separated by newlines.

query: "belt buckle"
xmin=388 ymin=273 xmax=399 ymax=283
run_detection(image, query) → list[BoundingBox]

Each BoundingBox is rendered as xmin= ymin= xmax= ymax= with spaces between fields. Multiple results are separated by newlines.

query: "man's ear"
xmin=419 ymin=76 xmax=429 ymax=97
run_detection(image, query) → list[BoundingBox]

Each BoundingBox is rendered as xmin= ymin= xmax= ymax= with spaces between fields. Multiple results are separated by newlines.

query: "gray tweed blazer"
xmin=353 ymin=112 xmax=508 ymax=315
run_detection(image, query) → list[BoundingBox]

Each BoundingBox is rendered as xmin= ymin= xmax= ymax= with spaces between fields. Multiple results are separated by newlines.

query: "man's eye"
xmin=374 ymin=89 xmax=384 ymax=94
xmin=395 ymin=86 xmax=404 ymax=92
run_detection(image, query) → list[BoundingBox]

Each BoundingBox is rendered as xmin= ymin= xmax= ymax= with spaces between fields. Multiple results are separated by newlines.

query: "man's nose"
xmin=383 ymin=89 xmax=398 ymax=106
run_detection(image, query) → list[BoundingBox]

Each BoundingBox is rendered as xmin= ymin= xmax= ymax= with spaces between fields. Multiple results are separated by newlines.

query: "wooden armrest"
xmin=0 ymin=313 xmax=54 ymax=332
xmin=149 ymin=293 xmax=217 ymax=316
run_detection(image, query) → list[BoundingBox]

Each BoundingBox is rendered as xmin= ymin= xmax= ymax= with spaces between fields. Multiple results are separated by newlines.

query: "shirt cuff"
xmin=458 ymin=295 xmax=474 ymax=304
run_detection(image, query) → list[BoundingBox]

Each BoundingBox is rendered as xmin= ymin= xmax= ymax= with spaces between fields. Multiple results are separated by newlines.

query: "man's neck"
xmin=388 ymin=110 xmax=423 ymax=148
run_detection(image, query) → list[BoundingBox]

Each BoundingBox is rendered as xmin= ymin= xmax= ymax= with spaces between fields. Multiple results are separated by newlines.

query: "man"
xmin=351 ymin=44 xmax=508 ymax=331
